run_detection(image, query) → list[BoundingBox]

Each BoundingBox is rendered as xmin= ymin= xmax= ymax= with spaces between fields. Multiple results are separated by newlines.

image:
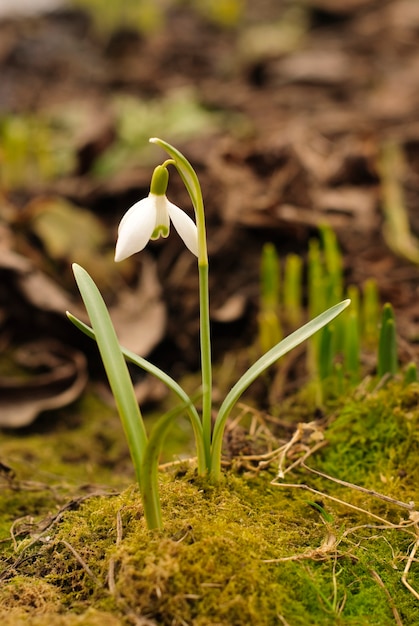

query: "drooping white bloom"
xmin=115 ymin=165 xmax=198 ymax=262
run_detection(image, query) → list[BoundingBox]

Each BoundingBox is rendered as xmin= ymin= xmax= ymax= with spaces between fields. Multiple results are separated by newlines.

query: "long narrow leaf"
xmin=67 ymin=311 xmax=206 ymax=475
xmin=67 ymin=312 xmax=198 ymax=420
xmin=210 ymin=299 xmax=351 ymax=478
xmin=71 ymin=264 xmax=147 ymax=487
xmin=141 ymin=403 xmax=188 ymax=530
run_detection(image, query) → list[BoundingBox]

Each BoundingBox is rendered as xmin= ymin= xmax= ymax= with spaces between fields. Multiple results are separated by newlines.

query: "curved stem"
xmin=150 ymin=138 xmax=212 ymax=471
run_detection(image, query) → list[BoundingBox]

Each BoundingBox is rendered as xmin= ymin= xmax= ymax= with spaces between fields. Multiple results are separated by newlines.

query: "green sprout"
xmin=404 ymin=362 xmax=418 ymax=385
xmin=68 ymin=139 xmax=350 ymax=530
xmin=377 ymin=302 xmax=398 ymax=379
xmin=258 ymin=243 xmax=282 ymax=353
xmin=258 ymin=225 xmax=418 ymax=401
xmin=361 ymin=278 xmax=379 ymax=347
xmin=283 ymin=253 xmax=303 ymax=328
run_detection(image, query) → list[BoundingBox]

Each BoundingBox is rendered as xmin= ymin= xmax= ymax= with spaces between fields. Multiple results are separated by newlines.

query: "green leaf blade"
xmin=67 ymin=310 xmax=206 ymax=475
xmin=210 ymin=299 xmax=351 ymax=480
xmin=71 ymin=264 xmax=148 ymax=486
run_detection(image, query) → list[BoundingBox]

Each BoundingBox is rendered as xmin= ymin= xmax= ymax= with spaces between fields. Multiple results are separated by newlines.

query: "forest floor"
xmin=0 ymin=1 xmax=419 ymax=624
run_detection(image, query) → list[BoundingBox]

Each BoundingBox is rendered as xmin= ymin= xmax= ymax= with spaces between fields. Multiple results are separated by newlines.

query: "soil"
xmin=1 ymin=1 xmax=419 ymax=624
xmin=1 ymin=0 xmax=419 ymax=374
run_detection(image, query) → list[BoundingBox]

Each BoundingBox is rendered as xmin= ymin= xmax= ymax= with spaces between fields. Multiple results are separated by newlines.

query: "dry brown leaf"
xmin=0 ymin=339 xmax=87 ymax=428
xmin=0 ymin=239 xmax=166 ymax=425
xmin=0 ymin=237 xmax=165 ymax=357
xmin=110 ymin=254 xmax=166 ymax=356
xmin=276 ymin=49 xmax=350 ymax=85
xmin=211 ymin=294 xmax=247 ymax=323
xmin=24 ymin=196 xmax=115 ymax=289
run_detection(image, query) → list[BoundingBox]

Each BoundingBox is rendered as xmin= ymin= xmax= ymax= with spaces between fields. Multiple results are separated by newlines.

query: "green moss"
xmin=318 ymin=380 xmax=419 ymax=496
xmin=6 ymin=467 xmax=418 ymax=624
xmin=0 ymin=392 xmax=135 ymax=486
xmin=0 ymin=381 xmax=418 ymax=624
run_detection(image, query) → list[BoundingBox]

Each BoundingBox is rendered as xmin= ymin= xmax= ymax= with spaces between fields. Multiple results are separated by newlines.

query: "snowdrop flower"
xmin=115 ymin=164 xmax=198 ymax=262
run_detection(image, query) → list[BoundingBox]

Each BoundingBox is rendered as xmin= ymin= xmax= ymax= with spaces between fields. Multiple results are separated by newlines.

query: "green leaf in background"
xmin=377 ymin=303 xmax=398 ymax=379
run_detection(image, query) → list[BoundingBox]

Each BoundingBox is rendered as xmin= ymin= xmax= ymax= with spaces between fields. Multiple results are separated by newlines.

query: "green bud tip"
xmin=150 ymin=165 xmax=169 ymax=196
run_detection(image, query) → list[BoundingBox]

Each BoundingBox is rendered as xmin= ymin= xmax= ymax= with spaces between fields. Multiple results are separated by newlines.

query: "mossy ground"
xmin=0 ymin=380 xmax=418 ymax=625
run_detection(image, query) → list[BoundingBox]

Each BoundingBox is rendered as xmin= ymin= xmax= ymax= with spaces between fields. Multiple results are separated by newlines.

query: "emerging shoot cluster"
xmin=259 ymin=227 xmax=417 ymax=401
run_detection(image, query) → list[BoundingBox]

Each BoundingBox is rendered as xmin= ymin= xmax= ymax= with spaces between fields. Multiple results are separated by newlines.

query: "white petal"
xmin=151 ymin=194 xmax=171 ymax=239
xmin=117 ymin=196 xmax=149 ymax=234
xmin=115 ymin=197 xmax=156 ymax=262
xmin=167 ymin=201 xmax=198 ymax=256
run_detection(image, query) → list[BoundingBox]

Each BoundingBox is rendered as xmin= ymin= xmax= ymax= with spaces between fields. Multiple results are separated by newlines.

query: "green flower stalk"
xmin=68 ymin=138 xmax=350 ymax=530
xmin=147 ymin=138 xmax=212 ymax=471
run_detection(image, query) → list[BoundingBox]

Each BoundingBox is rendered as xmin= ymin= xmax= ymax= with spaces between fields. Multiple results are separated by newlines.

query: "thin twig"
xmin=59 ymin=539 xmax=102 ymax=586
xmin=277 ymin=613 xmax=292 ymax=626
xmin=276 ymin=424 xmax=310 ymax=478
xmin=158 ymin=457 xmax=197 ymax=470
xmin=105 ymin=510 xmax=157 ymax=625
xmin=340 ymin=521 xmax=419 ymax=541
xmin=271 ymin=481 xmax=395 ymax=526
xmin=10 ymin=516 xmax=33 ymax=551
xmin=370 ymin=569 xmax=404 ymax=626
xmin=278 ymin=440 xmax=326 ymax=477
xmin=108 ymin=509 xmax=123 ymax=595
xmin=1 ymin=490 xmax=116 ymax=582
xmin=301 ymin=463 xmax=415 ymax=511
xmin=401 ymin=537 xmax=419 ymax=600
